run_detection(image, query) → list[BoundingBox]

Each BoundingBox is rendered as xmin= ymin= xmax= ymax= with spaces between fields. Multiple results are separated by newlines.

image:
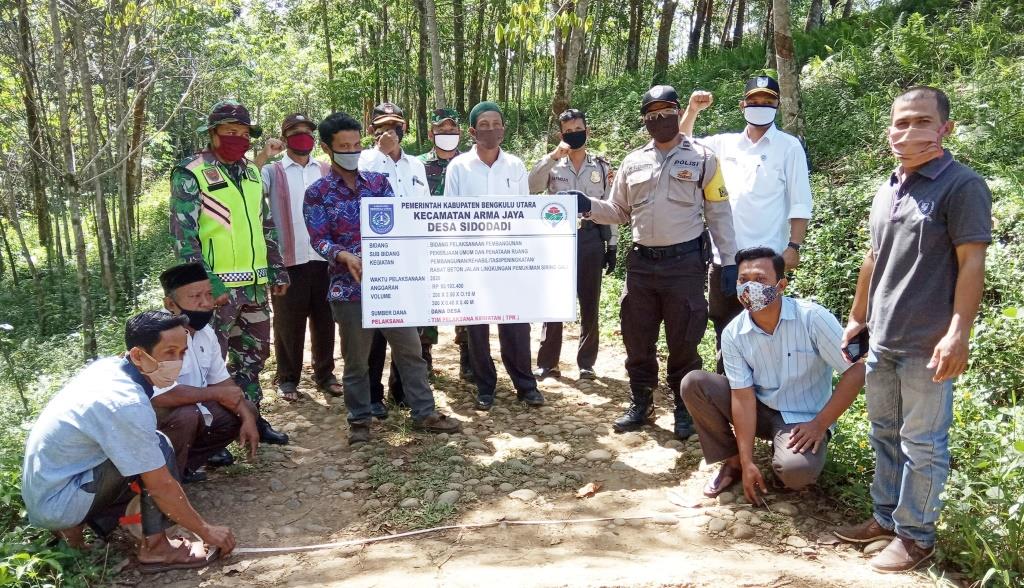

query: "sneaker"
xmin=833 ymin=517 xmax=897 ymax=544
xmin=348 ymin=420 xmax=371 ymax=445
xmin=517 ymin=388 xmax=545 ymax=406
xmin=578 ymin=368 xmax=597 ymax=380
xmin=370 ymin=401 xmax=389 ymax=420
xmin=413 ymin=413 xmax=462 ymax=433
xmin=532 ymin=367 xmax=561 ymax=380
xmin=474 ymin=396 xmax=494 ymax=411
xmin=869 ymin=536 xmax=935 ymax=573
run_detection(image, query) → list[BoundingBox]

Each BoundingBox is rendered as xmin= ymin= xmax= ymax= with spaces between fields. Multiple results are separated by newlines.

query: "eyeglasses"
xmin=643 ymin=108 xmax=679 ymax=122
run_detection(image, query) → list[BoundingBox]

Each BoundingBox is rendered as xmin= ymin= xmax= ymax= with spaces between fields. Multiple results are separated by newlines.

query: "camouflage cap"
xmin=196 ymin=99 xmax=263 ymax=138
xmin=430 ymin=107 xmax=460 ymax=125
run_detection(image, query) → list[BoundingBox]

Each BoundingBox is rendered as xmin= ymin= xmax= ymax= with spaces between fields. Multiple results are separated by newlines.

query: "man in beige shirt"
xmin=574 ymin=85 xmax=738 ymax=439
xmin=528 ymin=108 xmax=616 ymax=381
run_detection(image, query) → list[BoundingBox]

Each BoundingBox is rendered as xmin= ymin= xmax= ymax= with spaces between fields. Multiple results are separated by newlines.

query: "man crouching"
xmin=681 ymin=247 xmax=865 ymax=502
xmin=21 ymin=311 xmax=235 ymax=571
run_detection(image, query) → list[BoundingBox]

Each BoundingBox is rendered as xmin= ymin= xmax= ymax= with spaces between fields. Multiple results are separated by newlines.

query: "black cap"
xmin=160 ymin=263 xmax=209 ymax=294
xmin=371 ymin=102 xmax=405 ymax=126
xmin=196 ymin=99 xmax=263 ymax=138
xmin=744 ymin=76 xmax=780 ymax=98
xmin=641 ymin=85 xmax=681 ymax=114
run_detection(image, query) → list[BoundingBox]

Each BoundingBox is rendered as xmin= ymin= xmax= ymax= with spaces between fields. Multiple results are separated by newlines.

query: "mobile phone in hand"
xmin=842 ymin=329 xmax=870 ymax=363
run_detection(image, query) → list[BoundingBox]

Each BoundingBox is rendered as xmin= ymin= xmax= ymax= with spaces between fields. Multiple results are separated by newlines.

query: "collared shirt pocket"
xmin=666 ymin=162 xmax=700 ymax=206
xmin=625 ymin=167 xmax=656 ymax=207
xmin=750 ymin=158 xmax=786 ymax=196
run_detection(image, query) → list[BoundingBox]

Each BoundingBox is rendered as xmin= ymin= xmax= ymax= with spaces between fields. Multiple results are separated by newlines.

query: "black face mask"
xmin=562 ymin=130 xmax=587 ymax=150
xmin=644 ymin=115 xmax=680 ymax=143
xmin=180 ymin=308 xmax=214 ymax=331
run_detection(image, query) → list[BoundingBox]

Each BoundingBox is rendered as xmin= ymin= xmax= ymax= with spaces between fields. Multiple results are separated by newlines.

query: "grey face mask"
xmin=332 ymin=150 xmax=360 ymax=171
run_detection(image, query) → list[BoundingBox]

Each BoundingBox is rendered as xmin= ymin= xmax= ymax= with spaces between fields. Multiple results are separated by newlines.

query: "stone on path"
xmin=508 ymin=489 xmax=538 ymax=502
xmin=652 ymin=514 xmax=678 ymax=526
xmin=708 ymin=518 xmax=728 ymax=532
xmin=785 ymin=535 xmax=809 ymax=548
xmin=774 ymin=501 xmax=799 ymax=516
xmin=438 ymin=491 xmax=461 ymax=505
xmin=551 ymin=456 xmax=566 ymax=464
xmin=499 ymin=482 xmax=514 ymax=492
xmin=584 ymin=449 xmax=612 ymax=461
xmin=400 ymin=498 xmax=420 ymax=508
xmin=732 ymin=523 xmax=756 ymax=539
xmin=269 ymin=478 xmax=285 ymax=493
xmin=717 ymin=491 xmax=735 ymax=505
xmin=322 ymin=466 xmax=341 ymax=481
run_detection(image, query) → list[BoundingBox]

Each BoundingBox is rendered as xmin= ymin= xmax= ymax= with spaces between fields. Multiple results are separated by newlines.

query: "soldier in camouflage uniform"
xmin=418 ymin=108 xmax=474 ymax=382
xmin=169 ymin=100 xmax=291 ymax=445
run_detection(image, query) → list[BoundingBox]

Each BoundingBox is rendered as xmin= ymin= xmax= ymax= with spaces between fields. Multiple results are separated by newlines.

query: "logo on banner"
xmin=369 ymin=204 xmax=394 ymax=234
xmin=542 ymin=202 xmax=567 ymax=227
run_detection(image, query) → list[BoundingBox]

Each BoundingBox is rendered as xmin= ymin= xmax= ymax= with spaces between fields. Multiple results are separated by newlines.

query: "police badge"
xmin=202 ymin=167 xmax=227 ymax=190
xmin=590 ymin=170 xmax=601 ymax=184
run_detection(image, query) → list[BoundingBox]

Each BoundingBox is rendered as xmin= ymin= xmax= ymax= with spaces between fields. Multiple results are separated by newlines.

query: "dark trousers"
xmin=82 ymin=433 xmax=178 ymax=537
xmin=271 ymin=261 xmax=336 ymax=386
xmin=681 ymin=370 xmax=829 ymax=490
xmin=368 ymin=331 xmax=406 ymax=405
xmin=708 ymin=263 xmax=744 ymax=375
xmin=468 ymin=323 xmax=537 ymax=400
xmin=620 ymin=247 xmax=708 ymax=396
xmin=537 ymin=227 xmax=604 ymax=370
xmin=157 ymin=403 xmax=242 ymax=475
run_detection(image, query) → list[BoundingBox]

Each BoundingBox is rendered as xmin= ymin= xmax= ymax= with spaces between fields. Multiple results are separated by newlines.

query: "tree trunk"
xmin=416 ymin=0 xmax=429 ymax=148
xmin=497 ymin=41 xmax=509 ymax=103
xmin=71 ymin=12 xmax=118 ymax=313
xmin=733 ymin=0 xmax=746 ymax=46
xmin=804 ymin=0 xmax=823 ymax=31
xmin=688 ymin=0 xmax=707 ymax=60
xmin=842 ymin=0 xmax=853 ymax=18
xmin=48 ymin=0 xmax=96 ymax=359
xmin=720 ymin=0 xmax=736 ymax=47
xmin=625 ymin=0 xmax=643 ymax=72
xmin=3 ymin=186 xmax=45 ymax=334
xmin=467 ymin=0 xmax=487 ymax=107
xmin=0 ymin=217 xmax=18 ymax=288
xmin=453 ymin=0 xmax=466 ymax=114
xmin=763 ymin=0 xmax=776 ymax=69
xmin=653 ymin=0 xmax=678 ymax=83
xmin=15 ymin=0 xmax=51 ymax=254
xmin=423 ymin=0 xmax=448 ymax=107
xmin=702 ymin=0 xmax=715 ymax=54
xmin=565 ymin=0 xmax=590 ymax=98
xmin=773 ymin=0 xmax=805 ymax=137
xmin=320 ymin=0 xmax=335 ymax=108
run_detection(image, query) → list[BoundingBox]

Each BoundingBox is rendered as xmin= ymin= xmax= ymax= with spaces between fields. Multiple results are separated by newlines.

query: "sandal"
xmin=320 ymin=381 xmax=343 ymax=398
xmin=138 ymin=541 xmax=220 ymax=574
xmin=277 ymin=382 xmax=300 ymax=403
xmin=703 ymin=463 xmax=742 ymax=498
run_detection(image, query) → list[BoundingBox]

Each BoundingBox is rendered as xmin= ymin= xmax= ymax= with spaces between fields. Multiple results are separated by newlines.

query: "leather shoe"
xmin=348 ymin=420 xmax=371 ymax=445
xmin=578 ymin=368 xmax=597 ymax=380
xmin=517 ymin=389 xmax=545 ymax=406
xmin=413 ymin=413 xmax=463 ymax=433
xmin=370 ymin=401 xmax=389 ymax=420
xmin=673 ymin=408 xmax=696 ymax=439
xmin=182 ymin=468 xmax=208 ymax=484
xmin=474 ymin=396 xmax=494 ymax=411
xmin=206 ymin=448 xmax=234 ymax=468
xmin=532 ymin=367 xmax=561 ymax=380
xmin=257 ymin=416 xmax=289 ymax=445
xmin=834 ymin=517 xmax=897 ymax=544
xmin=869 ymin=536 xmax=935 ymax=573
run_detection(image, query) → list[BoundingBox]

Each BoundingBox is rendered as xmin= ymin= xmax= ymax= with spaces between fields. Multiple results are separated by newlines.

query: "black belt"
xmin=633 ymin=238 xmax=701 ymax=260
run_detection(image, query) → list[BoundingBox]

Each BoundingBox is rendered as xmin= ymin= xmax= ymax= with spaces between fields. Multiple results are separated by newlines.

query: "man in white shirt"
xmin=443 ymin=101 xmax=542 ymax=410
xmin=154 ymin=263 xmax=260 ymax=482
xmin=260 ymin=114 xmax=338 ymax=405
xmin=679 ymin=76 xmax=813 ymax=373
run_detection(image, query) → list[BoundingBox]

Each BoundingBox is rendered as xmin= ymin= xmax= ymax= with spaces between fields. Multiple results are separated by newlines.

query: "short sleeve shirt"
xmin=21 ymin=357 xmax=167 ymax=530
xmin=867 ymin=151 xmax=992 ymax=354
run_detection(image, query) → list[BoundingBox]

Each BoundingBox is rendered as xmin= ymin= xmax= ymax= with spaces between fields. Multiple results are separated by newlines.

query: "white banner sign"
xmin=359 ymin=195 xmax=577 ymax=328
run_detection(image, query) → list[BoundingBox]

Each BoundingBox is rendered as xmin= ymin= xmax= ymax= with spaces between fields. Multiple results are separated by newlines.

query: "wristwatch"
xmin=787 ymin=241 xmax=802 ymax=252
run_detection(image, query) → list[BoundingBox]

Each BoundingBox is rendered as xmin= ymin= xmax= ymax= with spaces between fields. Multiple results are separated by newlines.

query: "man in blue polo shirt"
xmin=22 ymin=311 xmax=236 ymax=571
xmin=681 ymin=247 xmax=865 ymax=503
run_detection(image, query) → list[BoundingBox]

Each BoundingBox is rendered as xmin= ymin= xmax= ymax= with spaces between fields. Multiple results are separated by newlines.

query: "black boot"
xmin=256 ymin=405 xmax=289 ymax=445
xmin=613 ymin=387 xmax=655 ymax=433
xmin=207 ymin=448 xmax=235 ymax=468
xmin=458 ymin=342 xmax=474 ymax=382
xmin=673 ymin=387 xmax=696 ymax=440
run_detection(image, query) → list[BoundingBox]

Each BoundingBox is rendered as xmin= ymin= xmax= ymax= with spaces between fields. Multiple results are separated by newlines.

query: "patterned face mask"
xmin=737 ymin=280 xmax=781 ymax=313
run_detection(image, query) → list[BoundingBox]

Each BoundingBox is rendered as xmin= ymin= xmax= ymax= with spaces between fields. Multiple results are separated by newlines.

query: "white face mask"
xmin=332 ymin=150 xmax=360 ymax=171
xmin=433 ymin=133 xmax=460 ymax=152
xmin=744 ymin=105 xmax=777 ymax=127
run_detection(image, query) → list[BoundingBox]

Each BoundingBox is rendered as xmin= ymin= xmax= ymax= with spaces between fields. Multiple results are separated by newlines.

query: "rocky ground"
xmin=110 ymin=326 xmax=952 ymax=587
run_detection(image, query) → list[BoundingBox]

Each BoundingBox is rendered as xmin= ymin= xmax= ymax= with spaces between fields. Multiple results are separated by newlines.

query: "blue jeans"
xmin=331 ymin=301 xmax=437 ymax=423
xmin=865 ymin=346 xmax=953 ymax=547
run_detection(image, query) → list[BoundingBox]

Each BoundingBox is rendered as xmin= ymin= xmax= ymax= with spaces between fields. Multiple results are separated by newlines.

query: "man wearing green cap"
xmin=418 ymin=107 xmax=474 ymax=383
xmin=169 ymin=99 xmax=290 ymax=445
xmin=444 ymin=101 xmax=543 ymax=410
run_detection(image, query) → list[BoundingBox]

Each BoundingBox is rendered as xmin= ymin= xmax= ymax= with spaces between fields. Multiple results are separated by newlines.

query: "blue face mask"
xmin=332 ymin=150 xmax=360 ymax=171
xmin=737 ymin=280 xmax=781 ymax=312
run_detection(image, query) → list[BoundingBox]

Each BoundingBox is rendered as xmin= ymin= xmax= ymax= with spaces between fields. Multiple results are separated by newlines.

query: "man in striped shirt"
xmin=681 ymin=247 xmax=865 ymax=503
